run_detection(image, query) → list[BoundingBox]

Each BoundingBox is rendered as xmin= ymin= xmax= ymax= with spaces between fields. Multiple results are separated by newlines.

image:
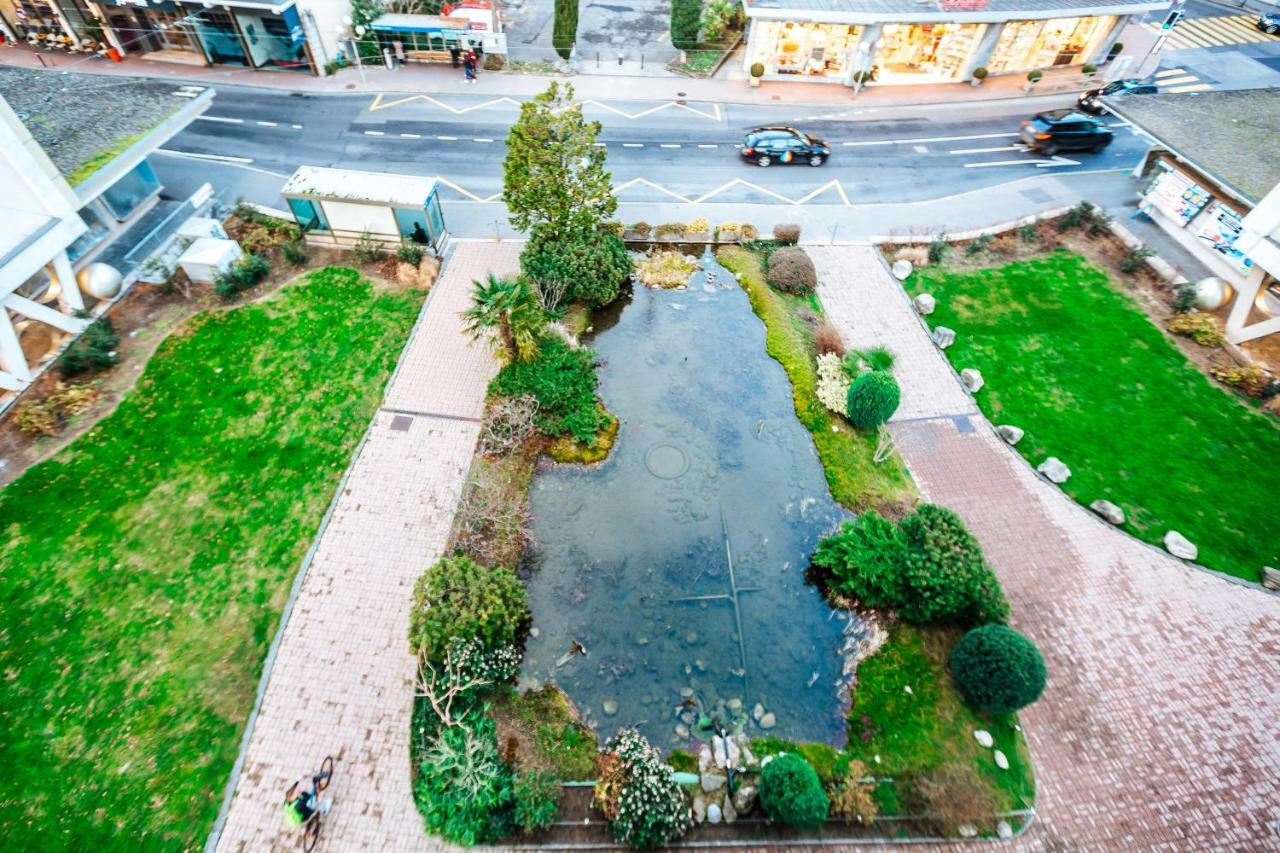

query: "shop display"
xmin=872 ymin=23 xmax=981 ymax=83
xmin=1193 ymin=203 xmax=1254 ymax=274
xmin=767 ymin=21 xmax=862 ymax=77
xmin=987 ymin=15 xmax=1113 ymax=73
xmin=1145 ymin=167 xmax=1212 ymax=223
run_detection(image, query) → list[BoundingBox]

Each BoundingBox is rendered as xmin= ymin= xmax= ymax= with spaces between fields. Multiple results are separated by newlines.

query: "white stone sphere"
xmin=891 ymin=259 xmax=913 ymax=281
xmin=76 ymin=263 xmax=123 ymax=300
xmin=1193 ymin=277 xmax=1233 ymax=312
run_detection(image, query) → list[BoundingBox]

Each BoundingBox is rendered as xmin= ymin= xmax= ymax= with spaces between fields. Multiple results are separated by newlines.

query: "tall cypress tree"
xmin=670 ymin=0 xmax=701 ymax=51
xmin=552 ymin=0 xmax=579 ymax=59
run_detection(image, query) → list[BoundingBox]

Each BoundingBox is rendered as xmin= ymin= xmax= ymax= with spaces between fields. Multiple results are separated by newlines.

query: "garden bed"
xmin=903 ymin=248 xmax=1280 ymax=582
xmin=0 ymin=267 xmax=425 ymax=848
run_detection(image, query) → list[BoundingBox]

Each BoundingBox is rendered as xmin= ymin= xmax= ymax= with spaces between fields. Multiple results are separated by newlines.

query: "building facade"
xmin=740 ymin=0 xmax=1169 ymax=85
xmin=0 ymin=69 xmax=213 ymax=396
xmin=0 ymin=0 xmax=329 ymax=74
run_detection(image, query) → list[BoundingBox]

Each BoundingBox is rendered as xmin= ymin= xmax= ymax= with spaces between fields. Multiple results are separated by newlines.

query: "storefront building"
xmin=1106 ymin=89 xmax=1280 ymax=345
xmin=0 ymin=0 xmax=320 ymax=72
xmin=740 ymin=0 xmax=1168 ymax=85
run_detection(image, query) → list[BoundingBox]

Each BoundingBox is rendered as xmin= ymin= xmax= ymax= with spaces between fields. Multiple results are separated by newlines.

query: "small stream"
xmin=521 ymin=256 xmax=855 ymax=749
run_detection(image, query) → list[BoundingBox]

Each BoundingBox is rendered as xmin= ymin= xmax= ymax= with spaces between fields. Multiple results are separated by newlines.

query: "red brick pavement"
xmin=893 ymin=418 xmax=1280 ymax=852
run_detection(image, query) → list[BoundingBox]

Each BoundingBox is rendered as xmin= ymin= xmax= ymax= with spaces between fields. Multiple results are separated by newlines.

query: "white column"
xmin=964 ymin=22 xmax=1005 ymax=79
xmin=1225 ymin=265 xmax=1264 ymax=341
xmin=2 ymin=293 xmax=91 ymax=334
xmin=0 ymin=309 xmax=31 ymax=387
xmin=51 ymin=251 xmax=85 ymax=313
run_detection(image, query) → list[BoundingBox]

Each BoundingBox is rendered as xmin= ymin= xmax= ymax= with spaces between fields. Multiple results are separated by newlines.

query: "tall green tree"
xmin=461 ymin=274 xmax=545 ymax=363
xmin=503 ymin=82 xmax=616 ymax=235
xmin=670 ymin=0 xmax=701 ymax=51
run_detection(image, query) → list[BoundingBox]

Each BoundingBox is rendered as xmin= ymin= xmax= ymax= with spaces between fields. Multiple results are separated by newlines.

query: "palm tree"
xmin=461 ymin=274 xmax=544 ymax=363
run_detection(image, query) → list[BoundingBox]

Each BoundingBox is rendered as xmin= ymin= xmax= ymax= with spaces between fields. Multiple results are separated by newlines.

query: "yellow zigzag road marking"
xmin=369 ymin=93 xmax=522 ymax=113
xmin=437 ymin=176 xmax=850 ymax=206
xmin=368 ymin=93 xmax=722 ymax=121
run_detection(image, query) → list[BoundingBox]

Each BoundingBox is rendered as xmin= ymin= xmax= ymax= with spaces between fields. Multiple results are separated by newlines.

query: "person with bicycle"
xmin=283 ymin=757 xmax=334 ymax=840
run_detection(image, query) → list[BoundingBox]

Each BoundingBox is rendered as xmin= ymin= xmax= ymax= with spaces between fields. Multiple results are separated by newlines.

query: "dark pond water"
xmin=520 ymin=256 xmax=854 ymax=751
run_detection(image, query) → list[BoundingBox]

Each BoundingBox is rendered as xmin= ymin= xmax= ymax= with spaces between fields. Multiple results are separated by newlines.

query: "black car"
xmin=1077 ymin=78 xmax=1158 ymax=114
xmin=741 ymin=127 xmax=830 ymax=167
xmin=1258 ymin=12 xmax=1280 ymax=34
xmin=1020 ymin=109 xmax=1114 ymax=155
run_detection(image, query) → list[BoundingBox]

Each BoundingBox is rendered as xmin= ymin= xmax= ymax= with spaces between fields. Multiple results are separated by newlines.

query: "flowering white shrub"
xmin=598 ymin=729 xmax=691 ymax=849
xmin=816 ymin=352 xmax=852 ymax=415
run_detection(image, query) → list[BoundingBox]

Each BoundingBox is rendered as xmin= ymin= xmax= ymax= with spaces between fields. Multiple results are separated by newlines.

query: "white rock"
xmin=761 ymin=754 xmax=774 ymax=768
xmin=698 ymin=745 xmax=713 ymax=773
xmin=732 ymin=784 xmax=757 ymax=814
xmin=996 ymin=424 xmax=1024 ymax=445
xmin=693 ymin=795 xmax=708 ymax=823
xmin=893 ymin=259 xmax=915 ymax=281
xmin=722 ymin=798 xmax=738 ymax=824
xmin=680 ymin=687 xmax=694 ymax=698
xmin=712 ymin=735 xmax=728 ymax=769
xmin=960 ymin=368 xmax=984 ymax=393
xmin=973 ymin=729 xmax=994 ymax=748
xmin=913 ymin=291 xmax=935 ymax=313
xmin=727 ymin=697 xmax=742 ymax=711
xmin=700 ymin=773 xmax=726 ymax=793
xmin=1263 ymin=566 xmax=1280 ymax=591
xmin=903 ymin=685 xmax=913 ymax=694
xmin=997 ymin=820 xmax=1013 ymax=839
xmin=706 ymin=804 xmax=722 ymax=824
xmin=958 ymin=823 xmax=978 ymax=838
xmin=1164 ymin=530 xmax=1198 ymax=560
xmin=529 ymin=627 xmax=540 ymax=638
xmin=726 ymin=737 xmax=742 ymax=769
xmin=676 ymin=724 xmax=690 ymax=739
xmin=931 ymin=326 xmax=956 ymax=348
xmin=752 ymin=702 xmax=764 ymax=721
xmin=602 ymin=700 xmax=618 ymax=716
xmin=1037 ymin=457 xmax=1071 ymax=484
xmin=1089 ymin=500 xmax=1125 ymax=525
xmin=994 ymin=749 xmax=1009 ymax=770
xmin=759 ymin=712 xmax=776 ymax=729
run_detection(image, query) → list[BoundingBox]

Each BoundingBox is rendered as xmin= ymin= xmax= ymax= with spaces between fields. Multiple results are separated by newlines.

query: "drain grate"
xmin=390 ymin=415 xmax=414 ymax=432
xmin=952 ymin=415 xmax=975 ymax=433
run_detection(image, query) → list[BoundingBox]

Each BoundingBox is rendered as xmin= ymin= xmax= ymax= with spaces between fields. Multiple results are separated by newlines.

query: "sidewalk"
xmin=0 ymin=40 xmax=1107 ymax=107
xmin=209 ymin=241 xmax=517 ymax=852
xmin=813 ymin=245 xmax=1280 ymax=850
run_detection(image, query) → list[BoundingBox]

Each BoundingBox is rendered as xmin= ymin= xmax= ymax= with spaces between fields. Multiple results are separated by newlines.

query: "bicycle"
xmin=284 ymin=755 xmax=335 ymax=852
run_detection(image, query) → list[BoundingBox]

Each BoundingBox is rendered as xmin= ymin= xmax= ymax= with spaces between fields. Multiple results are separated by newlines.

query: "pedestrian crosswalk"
xmin=1152 ymin=66 xmax=1214 ymax=94
xmin=1143 ymin=14 xmax=1280 ymax=51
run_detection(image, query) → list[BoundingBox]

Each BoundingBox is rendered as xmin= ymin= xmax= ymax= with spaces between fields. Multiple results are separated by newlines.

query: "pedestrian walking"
xmin=463 ymin=52 xmax=476 ymax=82
xmin=449 ymin=45 xmax=460 ymax=67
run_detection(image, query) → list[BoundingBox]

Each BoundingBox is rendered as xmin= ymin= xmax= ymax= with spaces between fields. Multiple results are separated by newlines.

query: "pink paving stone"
xmin=212 ymin=241 xmax=521 ymax=852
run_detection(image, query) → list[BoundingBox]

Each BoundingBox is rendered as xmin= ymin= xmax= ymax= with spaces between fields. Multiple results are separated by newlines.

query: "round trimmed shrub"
xmin=759 ymin=753 xmax=829 ymax=828
xmin=950 ymin=624 xmax=1046 ymax=713
xmin=409 ymin=556 xmax=530 ymax=662
xmin=845 ymin=370 xmax=900 ymax=429
xmin=766 ymin=246 xmax=817 ymax=295
xmin=773 ymin=222 xmax=801 ymax=244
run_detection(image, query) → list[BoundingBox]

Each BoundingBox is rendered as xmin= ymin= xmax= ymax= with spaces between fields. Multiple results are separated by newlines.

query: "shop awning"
xmin=742 ymin=0 xmax=1170 ymax=23
xmin=370 ymin=13 xmax=471 ymax=34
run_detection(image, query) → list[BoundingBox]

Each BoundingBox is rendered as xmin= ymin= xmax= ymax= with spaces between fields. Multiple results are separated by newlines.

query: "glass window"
xmin=425 ymin=193 xmax=445 ymax=243
xmin=190 ymin=8 xmax=248 ymax=66
xmin=872 ymin=23 xmax=983 ymax=83
xmin=67 ymin=201 xmax=112 ymax=261
xmin=234 ymin=6 xmax=310 ymax=72
xmin=100 ymin=160 xmax=161 ymax=221
xmin=770 ymin=22 xmax=862 ymax=77
xmin=393 ymin=207 xmax=431 ymax=244
xmin=987 ymin=16 xmax=1114 ymax=73
xmin=288 ymin=198 xmax=328 ymax=231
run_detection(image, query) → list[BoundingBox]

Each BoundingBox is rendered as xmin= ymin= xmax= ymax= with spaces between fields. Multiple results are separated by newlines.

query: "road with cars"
xmin=157 ymin=85 xmax=1151 ymax=210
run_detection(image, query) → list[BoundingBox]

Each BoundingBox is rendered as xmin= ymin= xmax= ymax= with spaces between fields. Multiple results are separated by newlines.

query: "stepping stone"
xmin=974 ymin=729 xmax=994 ymax=748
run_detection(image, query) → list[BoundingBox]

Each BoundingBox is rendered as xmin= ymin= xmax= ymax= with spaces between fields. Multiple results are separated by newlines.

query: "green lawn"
xmin=0 ymin=268 xmax=424 ymax=850
xmin=905 ymin=251 xmax=1280 ymax=582
xmin=845 ymin=623 xmax=1033 ymax=817
xmin=719 ymin=245 xmax=916 ymax=513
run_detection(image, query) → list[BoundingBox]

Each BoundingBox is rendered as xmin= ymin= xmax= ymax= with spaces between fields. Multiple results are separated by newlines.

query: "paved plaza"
xmin=212 ymin=241 xmax=520 ymax=852
xmin=814 ymin=245 xmax=1280 ymax=850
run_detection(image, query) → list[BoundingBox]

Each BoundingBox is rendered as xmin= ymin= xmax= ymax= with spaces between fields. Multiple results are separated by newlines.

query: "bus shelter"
xmin=281 ymin=166 xmax=447 ymax=254
xmin=369 ymin=11 xmax=505 ymax=64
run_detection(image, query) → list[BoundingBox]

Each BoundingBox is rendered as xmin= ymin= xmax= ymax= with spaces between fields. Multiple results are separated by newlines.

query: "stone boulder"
xmin=960 ymin=368 xmax=984 ymax=393
xmin=973 ymin=729 xmax=994 ymax=748
xmin=732 ymin=784 xmax=758 ymax=815
xmin=692 ymin=795 xmax=708 ymax=823
xmin=997 ymin=820 xmax=1013 ymax=839
xmin=722 ymin=798 xmax=738 ymax=824
xmin=1263 ymin=566 xmax=1280 ymax=591
xmin=994 ymin=749 xmax=1009 ymax=770
xmin=913 ymin=292 xmax=936 ymax=314
xmin=1164 ymin=531 xmax=1198 ymax=560
xmin=725 ymin=737 xmax=742 ymax=769
xmin=1037 ymin=457 xmax=1071 ymax=484
xmin=931 ymin=326 xmax=956 ymax=349
xmin=698 ymin=745 xmax=713 ymax=773
xmin=712 ymin=735 xmax=728 ymax=769
xmin=759 ymin=712 xmax=776 ymax=729
xmin=996 ymin=425 xmax=1024 ymax=446
xmin=707 ymin=803 xmax=722 ymax=824
xmin=893 ymin=259 xmax=915 ymax=281
xmin=700 ymin=773 xmax=727 ymax=793
xmin=1089 ymin=500 xmax=1125 ymax=525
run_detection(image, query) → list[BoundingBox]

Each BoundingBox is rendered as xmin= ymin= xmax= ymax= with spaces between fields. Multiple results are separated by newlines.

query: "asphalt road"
xmin=159 ymin=86 xmax=1150 ymax=208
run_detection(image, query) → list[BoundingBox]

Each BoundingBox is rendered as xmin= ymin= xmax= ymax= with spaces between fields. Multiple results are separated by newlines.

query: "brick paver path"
xmin=212 ymin=241 xmax=520 ymax=852
xmin=813 ymin=246 xmax=1280 ymax=850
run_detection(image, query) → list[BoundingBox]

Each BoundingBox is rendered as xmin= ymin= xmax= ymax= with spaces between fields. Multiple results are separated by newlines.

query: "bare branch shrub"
xmin=450 ymin=456 xmax=532 ymax=567
xmin=479 ymin=395 xmax=539 ymax=457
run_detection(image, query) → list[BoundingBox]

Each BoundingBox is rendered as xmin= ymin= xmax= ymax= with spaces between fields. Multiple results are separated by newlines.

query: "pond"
xmin=521 ymin=256 xmax=858 ymax=751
